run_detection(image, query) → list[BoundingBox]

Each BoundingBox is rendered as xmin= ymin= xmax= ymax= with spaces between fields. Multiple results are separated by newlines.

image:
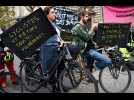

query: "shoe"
xmin=1 ymin=82 xmax=8 ymax=88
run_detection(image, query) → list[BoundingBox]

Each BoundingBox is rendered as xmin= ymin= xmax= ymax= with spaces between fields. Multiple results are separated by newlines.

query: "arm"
xmin=73 ymin=25 xmax=94 ymax=42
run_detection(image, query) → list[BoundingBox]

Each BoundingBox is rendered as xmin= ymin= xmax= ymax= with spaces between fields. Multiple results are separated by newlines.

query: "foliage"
xmin=0 ymin=6 xmax=15 ymax=28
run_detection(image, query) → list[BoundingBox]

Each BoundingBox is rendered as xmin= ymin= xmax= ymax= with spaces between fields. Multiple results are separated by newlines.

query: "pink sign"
xmin=103 ymin=6 xmax=134 ymax=27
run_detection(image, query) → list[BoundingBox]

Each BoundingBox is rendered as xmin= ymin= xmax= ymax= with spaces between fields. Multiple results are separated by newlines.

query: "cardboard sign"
xmin=54 ymin=7 xmax=78 ymax=33
xmin=1 ymin=8 xmax=57 ymax=59
xmin=96 ymin=23 xmax=130 ymax=47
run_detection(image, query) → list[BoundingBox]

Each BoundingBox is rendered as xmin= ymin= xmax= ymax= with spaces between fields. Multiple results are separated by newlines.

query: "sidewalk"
xmin=8 ymin=55 xmax=134 ymax=93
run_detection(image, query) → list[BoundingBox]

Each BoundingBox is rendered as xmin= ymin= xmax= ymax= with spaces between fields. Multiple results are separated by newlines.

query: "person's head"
xmin=44 ymin=6 xmax=56 ymax=22
xmin=78 ymin=10 xmax=93 ymax=24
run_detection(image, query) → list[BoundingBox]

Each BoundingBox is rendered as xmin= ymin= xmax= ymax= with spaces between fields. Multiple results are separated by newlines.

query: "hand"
xmin=60 ymin=40 xmax=64 ymax=47
xmin=93 ymin=41 xmax=99 ymax=48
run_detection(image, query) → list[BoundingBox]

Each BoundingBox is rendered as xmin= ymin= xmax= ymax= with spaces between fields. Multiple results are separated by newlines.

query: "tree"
xmin=0 ymin=6 xmax=15 ymax=28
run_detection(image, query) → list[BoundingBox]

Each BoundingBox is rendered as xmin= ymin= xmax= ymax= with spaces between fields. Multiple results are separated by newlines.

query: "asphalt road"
xmin=3 ymin=54 xmax=134 ymax=93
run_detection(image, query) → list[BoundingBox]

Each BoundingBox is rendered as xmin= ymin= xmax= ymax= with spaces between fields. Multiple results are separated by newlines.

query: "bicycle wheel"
xmin=75 ymin=55 xmax=99 ymax=93
xmin=20 ymin=62 xmax=43 ymax=92
xmin=58 ymin=61 xmax=83 ymax=93
xmin=78 ymin=67 xmax=99 ymax=93
xmin=99 ymin=64 xmax=131 ymax=93
xmin=0 ymin=72 xmax=21 ymax=93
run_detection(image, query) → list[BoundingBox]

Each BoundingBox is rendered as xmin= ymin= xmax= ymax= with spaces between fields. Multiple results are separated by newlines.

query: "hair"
xmin=78 ymin=10 xmax=93 ymax=21
xmin=43 ymin=6 xmax=54 ymax=15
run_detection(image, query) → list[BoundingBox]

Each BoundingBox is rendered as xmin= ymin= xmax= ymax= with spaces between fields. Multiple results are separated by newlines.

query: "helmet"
xmin=4 ymin=51 xmax=14 ymax=62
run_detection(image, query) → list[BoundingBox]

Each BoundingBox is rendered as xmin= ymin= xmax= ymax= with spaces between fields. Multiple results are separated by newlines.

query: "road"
xmin=4 ymin=54 xmax=134 ymax=93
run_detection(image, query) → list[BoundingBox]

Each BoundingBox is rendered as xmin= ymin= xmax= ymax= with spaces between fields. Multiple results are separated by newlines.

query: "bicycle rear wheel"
xmin=99 ymin=64 xmax=131 ymax=93
xmin=0 ymin=72 xmax=21 ymax=93
xmin=58 ymin=61 xmax=82 ymax=93
xmin=77 ymin=67 xmax=99 ymax=93
xmin=20 ymin=62 xmax=43 ymax=92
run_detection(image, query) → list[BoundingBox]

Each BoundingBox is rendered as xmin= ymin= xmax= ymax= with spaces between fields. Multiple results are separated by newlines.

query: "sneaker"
xmin=1 ymin=82 xmax=8 ymax=88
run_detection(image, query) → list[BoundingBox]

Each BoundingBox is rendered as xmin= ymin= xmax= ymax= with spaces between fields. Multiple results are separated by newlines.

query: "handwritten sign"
xmin=1 ymin=8 xmax=57 ymax=59
xmin=54 ymin=7 xmax=78 ymax=33
xmin=96 ymin=23 xmax=130 ymax=47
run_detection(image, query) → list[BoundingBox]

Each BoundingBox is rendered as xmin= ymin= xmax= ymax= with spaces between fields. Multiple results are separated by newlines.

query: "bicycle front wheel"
xmin=99 ymin=64 xmax=131 ymax=93
xmin=20 ymin=62 xmax=43 ymax=92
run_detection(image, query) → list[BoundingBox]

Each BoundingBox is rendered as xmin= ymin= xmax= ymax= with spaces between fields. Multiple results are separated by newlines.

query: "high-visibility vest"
xmin=4 ymin=52 xmax=14 ymax=62
xmin=119 ymin=48 xmax=130 ymax=61
xmin=127 ymin=40 xmax=134 ymax=47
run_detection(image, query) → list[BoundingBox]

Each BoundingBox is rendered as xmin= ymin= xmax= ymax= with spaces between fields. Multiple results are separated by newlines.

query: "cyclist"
xmin=71 ymin=10 xmax=112 ymax=72
xmin=40 ymin=6 xmax=63 ymax=92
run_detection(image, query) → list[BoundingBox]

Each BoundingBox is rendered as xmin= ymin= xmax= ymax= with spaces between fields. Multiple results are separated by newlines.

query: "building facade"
xmin=11 ymin=6 xmax=103 ymax=27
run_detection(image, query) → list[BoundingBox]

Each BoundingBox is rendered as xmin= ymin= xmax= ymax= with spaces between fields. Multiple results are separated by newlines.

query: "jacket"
xmin=72 ymin=23 xmax=95 ymax=51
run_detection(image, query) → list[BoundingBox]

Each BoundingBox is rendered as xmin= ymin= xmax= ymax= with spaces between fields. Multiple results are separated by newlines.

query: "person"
xmin=0 ymin=28 xmax=17 ymax=88
xmin=40 ymin=6 xmax=63 ymax=92
xmin=71 ymin=10 xmax=112 ymax=72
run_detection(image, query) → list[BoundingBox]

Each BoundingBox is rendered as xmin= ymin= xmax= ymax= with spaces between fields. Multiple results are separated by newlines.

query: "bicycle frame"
xmin=20 ymin=43 xmax=74 ymax=85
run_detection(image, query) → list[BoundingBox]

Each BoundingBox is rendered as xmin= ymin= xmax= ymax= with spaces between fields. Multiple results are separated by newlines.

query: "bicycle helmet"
xmin=4 ymin=51 xmax=14 ymax=62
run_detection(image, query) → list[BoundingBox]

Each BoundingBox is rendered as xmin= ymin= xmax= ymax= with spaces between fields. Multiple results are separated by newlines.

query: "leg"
xmin=40 ymin=45 xmax=59 ymax=73
xmin=87 ymin=49 xmax=112 ymax=70
xmin=85 ymin=54 xmax=94 ymax=72
xmin=0 ymin=63 xmax=7 ymax=88
xmin=5 ymin=61 xmax=17 ymax=84
xmin=40 ymin=45 xmax=60 ymax=92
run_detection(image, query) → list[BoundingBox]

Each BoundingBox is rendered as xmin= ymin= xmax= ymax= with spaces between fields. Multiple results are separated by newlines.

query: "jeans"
xmin=40 ymin=44 xmax=59 ymax=73
xmin=87 ymin=49 xmax=112 ymax=70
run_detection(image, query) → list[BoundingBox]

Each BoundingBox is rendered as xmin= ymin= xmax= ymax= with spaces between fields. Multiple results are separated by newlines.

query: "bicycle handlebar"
xmin=96 ymin=45 xmax=118 ymax=52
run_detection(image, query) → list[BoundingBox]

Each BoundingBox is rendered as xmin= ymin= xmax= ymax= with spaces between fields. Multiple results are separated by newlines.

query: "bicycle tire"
xmin=82 ymin=68 xmax=99 ymax=93
xmin=19 ymin=62 xmax=42 ymax=92
xmin=99 ymin=65 xmax=131 ymax=93
xmin=58 ymin=61 xmax=83 ymax=93
xmin=75 ymin=55 xmax=99 ymax=93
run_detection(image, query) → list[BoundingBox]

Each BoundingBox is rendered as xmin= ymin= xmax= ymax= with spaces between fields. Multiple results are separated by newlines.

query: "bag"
xmin=68 ymin=44 xmax=81 ymax=59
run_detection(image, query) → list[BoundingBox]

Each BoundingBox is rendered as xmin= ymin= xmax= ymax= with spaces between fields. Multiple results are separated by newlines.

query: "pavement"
xmin=2 ymin=54 xmax=134 ymax=93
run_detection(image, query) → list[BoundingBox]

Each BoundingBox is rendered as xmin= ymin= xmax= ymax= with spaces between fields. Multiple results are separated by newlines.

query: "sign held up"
xmin=1 ymin=8 xmax=57 ymax=59
xmin=96 ymin=23 xmax=130 ymax=47
xmin=54 ymin=7 xmax=78 ymax=33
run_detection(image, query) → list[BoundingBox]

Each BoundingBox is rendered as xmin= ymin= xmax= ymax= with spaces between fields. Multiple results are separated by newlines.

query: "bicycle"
xmin=75 ymin=44 xmax=131 ymax=93
xmin=19 ymin=42 xmax=83 ymax=93
xmin=68 ymin=44 xmax=99 ymax=93
xmin=98 ymin=45 xmax=131 ymax=93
